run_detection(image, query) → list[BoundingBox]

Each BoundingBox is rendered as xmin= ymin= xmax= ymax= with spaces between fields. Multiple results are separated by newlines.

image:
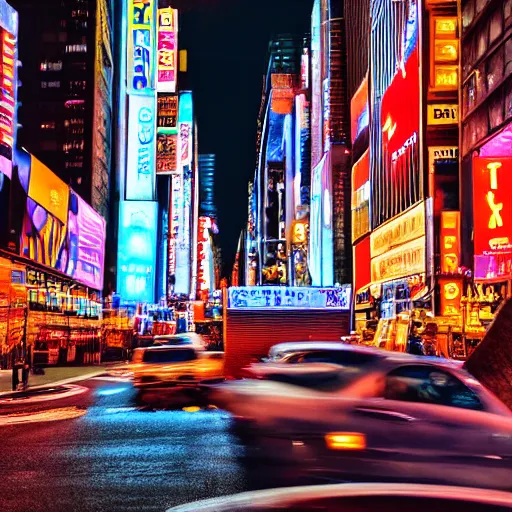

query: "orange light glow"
xmin=325 ymin=432 xmax=367 ymax=451
xmin=434 ymin=40 xmax=458 ymax=62
xmin=434 ymin=65 xmax=458 ymax=88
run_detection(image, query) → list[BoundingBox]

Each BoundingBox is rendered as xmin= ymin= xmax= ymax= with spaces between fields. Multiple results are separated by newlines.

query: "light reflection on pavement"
xmin=0 ymin=377 xmax=249 ymax=512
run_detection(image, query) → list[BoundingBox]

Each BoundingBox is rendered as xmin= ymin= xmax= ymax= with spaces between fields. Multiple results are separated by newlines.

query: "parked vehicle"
xmin=210 ymin=353 xmax=512 ymax=490
xmin=168 ymin=483 xmax=512 ymax=511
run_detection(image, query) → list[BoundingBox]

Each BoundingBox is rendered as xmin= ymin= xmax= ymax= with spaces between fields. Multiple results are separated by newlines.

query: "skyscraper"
xmin=10 ymin=0 xmax=114 ymax=220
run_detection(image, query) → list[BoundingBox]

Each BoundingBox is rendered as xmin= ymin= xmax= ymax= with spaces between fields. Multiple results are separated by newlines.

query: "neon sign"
xmin=473 ymin=157 xmax=512 ymax=257
xmin=228 ymin=286 xmax=351 ymax=310
xmin=127 ymin=0 xmax=155 ymax=94
xmin=156 ymin=8 xmax=178 ymax=93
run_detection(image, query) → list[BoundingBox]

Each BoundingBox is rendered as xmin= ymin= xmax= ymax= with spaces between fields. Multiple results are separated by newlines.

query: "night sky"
xmin=174 ymin=0 xmax=313 ymax=275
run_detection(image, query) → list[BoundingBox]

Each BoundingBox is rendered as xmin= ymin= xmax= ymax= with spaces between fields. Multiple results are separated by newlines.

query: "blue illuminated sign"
xmin=117 ymin=200 xmax=157 ymax=303
xmin=228 ymin=286 xmax=351 ymax=310
xmin=126 ymin=95 xmax=156 ymax=200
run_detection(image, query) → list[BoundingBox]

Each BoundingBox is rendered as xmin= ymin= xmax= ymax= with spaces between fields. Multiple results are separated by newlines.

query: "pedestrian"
xmin=11 ymin=362 xmax=19 ymax=391
xmin=21 ymin=360 xmax=30 ymax=390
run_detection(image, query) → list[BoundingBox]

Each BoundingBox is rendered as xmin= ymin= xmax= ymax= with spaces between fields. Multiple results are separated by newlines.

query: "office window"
xmin=41 ymin=60 xmax=63 ymax=72
xmin=65 ymin=44 xmax=87 ymax=53
xmin=40 ymin=122 xmax=56 ymax=130
xmin=48 ymin=81 xmax=60 ymax=88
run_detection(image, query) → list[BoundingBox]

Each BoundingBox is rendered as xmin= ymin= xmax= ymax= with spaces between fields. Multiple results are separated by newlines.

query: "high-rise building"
xmin=9 ymin=0 xmax=114 ymax=220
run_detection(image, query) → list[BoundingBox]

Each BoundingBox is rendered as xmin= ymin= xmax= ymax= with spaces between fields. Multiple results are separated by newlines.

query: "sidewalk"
xmin=0 ymin=366 xmax=107 ymax=393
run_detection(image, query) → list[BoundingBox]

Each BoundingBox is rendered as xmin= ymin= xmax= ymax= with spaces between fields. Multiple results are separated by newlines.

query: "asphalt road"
xmin=0 ymin=376 xmax=254 ymax=512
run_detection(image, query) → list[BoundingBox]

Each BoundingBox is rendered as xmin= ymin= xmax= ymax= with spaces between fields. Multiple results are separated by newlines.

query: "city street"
xmin=0 ymin=376 xmax=252 ymax=512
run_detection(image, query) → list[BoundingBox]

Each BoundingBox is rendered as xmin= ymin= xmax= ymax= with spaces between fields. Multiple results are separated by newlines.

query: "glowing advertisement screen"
xmin=126 ymin=95 xmax=156 ymax=200
xmin=157 ymin=8 xmax=178 ymax=93
xmin=21 ymin=197 xmax=67 ymax=272
xmin=377 ymin=0 xmax=420 ymax=226
xmin=229 ymin=286 xmax=351 ymax=310
xmin=67 ymin=190 xmax=106 ymax=290
xmin=157 ymin=94 xmax=178 ymax=133
xmin=473 ymin=157 xmax=512 ymax=279
xmin=351 ymin=75 xmax=369 ymax=145
xmin=175 ymin=171 xmax=191 ymax=296
xmin=309 ymin=155 xmax=324 ymax=286
xmin=178 ymin=91 xmax=193 ymax=168
xmin=321 ymin=152 xmax=333 ymax=286
xmin=117 ymin=201 xmax=157 ymax=303
xmin=310 ymin=0 xmax=322 ymax=168
xmin=128 ymin=0 xmax=155 ymax=94
xmin=168 ymin=173 xmax=182 ymax=282
xmin=0 ymin=29 xmax=15 ymax=178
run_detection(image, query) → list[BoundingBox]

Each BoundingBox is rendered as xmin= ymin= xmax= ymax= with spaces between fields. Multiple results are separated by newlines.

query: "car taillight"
xmin=325 ymin=432 xmax=366 ymax=451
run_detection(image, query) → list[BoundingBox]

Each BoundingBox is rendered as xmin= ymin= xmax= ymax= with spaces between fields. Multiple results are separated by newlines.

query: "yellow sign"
xmin=28 ymin=155 xmax=69 ymax=224
xmin=427 ymin=104 xmax=458 ymax=125
xmin=370 ymin=202 xmax=425 ymax=259
xmin=371 ymin=236 xmax=426 ymax=283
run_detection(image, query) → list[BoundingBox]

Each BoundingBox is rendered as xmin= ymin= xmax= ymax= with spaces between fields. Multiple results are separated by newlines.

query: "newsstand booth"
xmin=224 ymin=286 xmax=352 ymax=378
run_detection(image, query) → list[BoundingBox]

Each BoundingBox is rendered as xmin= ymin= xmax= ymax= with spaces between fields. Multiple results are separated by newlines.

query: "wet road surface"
xmin=0 ymin=376 xmax=251 ymax=512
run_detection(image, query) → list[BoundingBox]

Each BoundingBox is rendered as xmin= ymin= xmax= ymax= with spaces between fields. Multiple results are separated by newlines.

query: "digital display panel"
xmin=156 ymin=133 xmax=177 ymax=174
xmin=473 ymin=157 xmax=512 ymax=279
xmin=21 ymin=197 xmax=67 ymax=272
xmin=310 ymin=0 xmax=322 ymax=168
xmin=178 ymin=91 xmax=193 ymax=168
xmin=350 ymin=75 xmax=368 ymax=145
xmin=157 ymin=8 xmax=178 ymax=93
xmin=67 ymin=190 xmax=106 ymax=290
xmin=228 ymin=286 xmax=352 ymax=311
xmin=0 ymin=29 xmax=15 ymax=179
xmin=117 ymin=201 xmax=157 ymax=303
xmin=157 ymin=94 xmax=178 ymax=133
xmin=175 ymin=171 xmax=191 ymax=295
xmin=28 ymin=155 xmax=69 ymax=224
xmin=127 ymin=0 xmax=155 ymax=94
xmin=126 ymin=95 xmax=156 ymax=200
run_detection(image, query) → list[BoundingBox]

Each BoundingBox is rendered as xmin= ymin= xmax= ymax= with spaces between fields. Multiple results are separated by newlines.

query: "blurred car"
xmin=131 ymin=345 xmax=224 ymax=391
xmin=168 ymin=483 xmax=512 ymax=511
xmin=242 ymin=342 xmax=385 ymax=379
xmin=152 ymin=332 xmax=205 ymax=347
xmin=263 ymin=341 xmax=384 ymax=364
xmin=211 ymin=354 xmax=512 ymax=490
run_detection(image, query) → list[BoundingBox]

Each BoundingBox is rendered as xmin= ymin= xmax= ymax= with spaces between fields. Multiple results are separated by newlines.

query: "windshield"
xmin=142 ymin=349 xmax=197 ymax=364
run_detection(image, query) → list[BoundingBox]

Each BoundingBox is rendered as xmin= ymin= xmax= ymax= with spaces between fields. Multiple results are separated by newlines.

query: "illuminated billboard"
xmin=178 ymin=91 xmax=193 ymax=168
xmin=157 ymin=8 xmax=178 ymax=93
xmin=175 ymin=171 xmax=192 ymax=296
xmin=309 ymin=154 xmax=324 ymax=286
xmin=168 ymin=173 xmax=182 ymax=285
xmin=310 ymin=0 xmax=322 ymax=167
xmin=350 ymin=75 xmax=369 ymax=145
xmin=28 ymin=155 xmax=69 ymax=224
xmin=0 ymin=29 xmax=15 ymax=178
xmin=117 ymin=201 xmax=157 ymax=303
xmin=473 ymin=157 xmax=512 ymax=280
xmin=228 ymin=286 xmax=351 ymax=311
xmin=21 ymin=198 xmax=67 ymax=272
xmin=374 ymin=0 xmax=420 ymax=227
xmin=126 ymin=95 xmax=156 ymax=200
xmin=156 ymin=133 xmax=177 ymax=174
xmin=67 ymin=190 xmax=106 ymax=290
xmin=197 ymin=216 xmax=212 ymax=296
xmin=157 ymin=94 xmax=178 ymax=132
xmin=127 ymin=0 xmax=155 ymax=94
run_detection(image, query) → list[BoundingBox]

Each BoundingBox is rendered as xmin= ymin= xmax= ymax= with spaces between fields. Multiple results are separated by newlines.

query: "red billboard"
xmin=473 ymin=157 xmax=512 ymax=267
xmin=354 ymin=236 xmax=371 ymax=293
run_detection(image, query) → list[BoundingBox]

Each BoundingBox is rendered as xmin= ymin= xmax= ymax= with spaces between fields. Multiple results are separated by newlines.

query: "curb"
xmin=0 ymin=369 xmax=107 ymax=397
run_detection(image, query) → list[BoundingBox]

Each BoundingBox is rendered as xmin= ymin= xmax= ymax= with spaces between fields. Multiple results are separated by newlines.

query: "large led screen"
xmin=67 ymin=190 xmax=106 ymax=290
xmin=126 ymin=95 xmax=156 ymax=200
xmin=310 ymin=0 xmax=322 ymax=168
xmin=178 ymin=91 xmax=193 ymax=168
xmin=374 ymin=0 xmax=420 ymax=227
xmin=21 ymin=198 xmax=67 ymax=272
xmin=117 ymin=201 xmax=157 ymax=303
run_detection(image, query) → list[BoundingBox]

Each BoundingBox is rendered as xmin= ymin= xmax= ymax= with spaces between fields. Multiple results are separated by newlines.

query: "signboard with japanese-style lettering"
xmin=228 ymin=286 xmax=352 ymax=310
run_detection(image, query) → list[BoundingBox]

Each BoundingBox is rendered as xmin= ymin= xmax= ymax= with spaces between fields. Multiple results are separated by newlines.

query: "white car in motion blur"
xmin=211 ymin=353 xmax=512 ymax=490
xmin=168 ymin=483 xmax=512 ymax=512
